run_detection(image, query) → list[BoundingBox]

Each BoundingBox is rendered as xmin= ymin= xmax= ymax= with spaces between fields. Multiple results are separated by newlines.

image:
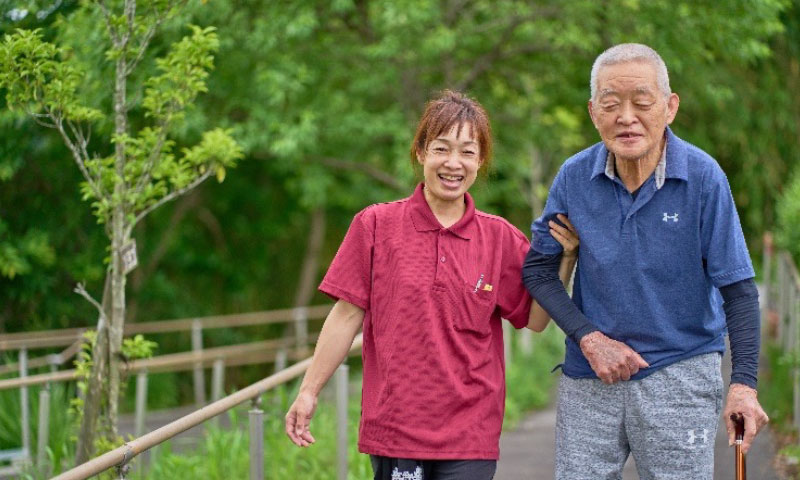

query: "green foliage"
xmin=503 ymin=325 xmax=565 ymax=430
xmin=760 ymin=344 xmax=796 ymax=435
xmin=122 ymin=334 xmax=158 ymax=360
xmin=0 ymin=28 xmax=101 ymax=122
xmin=776 ymin=170 xmax=800 ymax=263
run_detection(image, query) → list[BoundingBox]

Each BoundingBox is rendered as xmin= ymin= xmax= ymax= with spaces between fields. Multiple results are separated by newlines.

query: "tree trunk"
xmin=107 ymin=38 xmax=131 ymax=441
xmin=75 ymin=274 xmax=111 ymax=464
xmin=529 ymin=146 xmax=544 ymax=219
xmin=291 ymin=207 xmax=326 ymax=355
xmin=76 ymin=19 xmax=131 ymax=461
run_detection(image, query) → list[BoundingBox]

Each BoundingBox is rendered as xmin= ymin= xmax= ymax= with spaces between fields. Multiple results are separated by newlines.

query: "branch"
xmin=74 ymin=282 xmax=108 ymax=330
xmin=133 ymin=122 xmax=169 ymax=196
xmin=454 ymin=8 xmax=559 ymax=91
xmin=125 ymin=18 xmax=159 ymax=76
xmin=54 ymin=116 xmax=105 ymax=201
xmin=67 ymin=119 xmax=91 ymax=167
xmin=126 ymin=167 xmax=214 ymax=237
xmin=96 ymin=0 xmax=119 ymax=45
xmin=319 ymin=157 xmax=406 ymax=192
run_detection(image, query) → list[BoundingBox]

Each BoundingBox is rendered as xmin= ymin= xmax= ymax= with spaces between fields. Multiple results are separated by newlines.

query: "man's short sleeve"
xmin=700 ymin=165 xmax=755 ymax=288
xmin=318 ymin=208 xmax=375 ymax=310
xmin=531 ymin=167 xmax=568 ymax=255
xmin=498 ymin=228 xmax=534 ymax=329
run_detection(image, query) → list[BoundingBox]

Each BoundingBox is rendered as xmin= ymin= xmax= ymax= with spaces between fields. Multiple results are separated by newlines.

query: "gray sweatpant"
xmin=555 ymin=353 xmax=723 ymax=480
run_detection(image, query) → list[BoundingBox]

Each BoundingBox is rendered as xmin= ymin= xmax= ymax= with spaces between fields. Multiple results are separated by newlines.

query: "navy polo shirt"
xmin=531 ymin=127 xmax=755 ymax=380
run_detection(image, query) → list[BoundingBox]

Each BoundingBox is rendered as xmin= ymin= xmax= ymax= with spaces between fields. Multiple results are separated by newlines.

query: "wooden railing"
xmin=52 ymin=335 xmax=363 ymax=480
xmin=0 ymin=305 xmax=332 ymax=476
xmin=762 ymin=233 xmax=800 ymax=436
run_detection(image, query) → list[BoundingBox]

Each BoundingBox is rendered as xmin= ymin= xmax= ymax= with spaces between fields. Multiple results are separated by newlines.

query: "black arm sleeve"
xmin=720 ymin=278 xmax=760 ymax=389
xmin=521 ymin=247 xmax=598 ymax=343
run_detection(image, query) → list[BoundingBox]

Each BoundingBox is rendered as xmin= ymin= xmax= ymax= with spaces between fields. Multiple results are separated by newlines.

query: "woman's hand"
xmin=548 ymin=214 xmax=579 ymax=257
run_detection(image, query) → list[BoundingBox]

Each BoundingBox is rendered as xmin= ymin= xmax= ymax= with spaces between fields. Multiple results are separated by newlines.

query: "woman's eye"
xmin=433 ymin=147 xmax=447 ymax=153
xmin=463 ymin=150 xmax=475 ymax=156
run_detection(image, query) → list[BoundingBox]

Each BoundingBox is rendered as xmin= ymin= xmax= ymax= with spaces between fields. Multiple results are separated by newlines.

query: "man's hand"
xmin=285 ymin=391 xmax=318 ymax=447
xmin=579 ymin=331 xmax=649 ymax=384
xmin=723 ymin=384 xmax=769 ymax=454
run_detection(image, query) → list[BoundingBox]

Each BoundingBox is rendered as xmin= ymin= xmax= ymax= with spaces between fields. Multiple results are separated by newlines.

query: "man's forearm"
xmin=720 ymin=279 xmax=760 ymax=388
xmin=299 ymin=300 xmax=364 ymax=396
xmin=522 ymin=248 xmax=597 ymax=343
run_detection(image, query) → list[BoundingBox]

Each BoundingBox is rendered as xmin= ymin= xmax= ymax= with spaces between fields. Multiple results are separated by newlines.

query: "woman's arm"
xmin=527 ymin=214 xmax=579 ymax=332
xmin=285 ymin=299 xmax=364 ymax=447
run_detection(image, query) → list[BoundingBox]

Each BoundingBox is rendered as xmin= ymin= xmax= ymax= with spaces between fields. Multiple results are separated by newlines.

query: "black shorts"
xmin=370 ymin=455 xmax=496 ymax=480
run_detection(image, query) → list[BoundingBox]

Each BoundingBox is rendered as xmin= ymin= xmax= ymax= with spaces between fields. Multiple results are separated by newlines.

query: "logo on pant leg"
xmin=686 ymin=428 xmax=708 ymax=445
xmin=392 ymin=466 xmax=423 ymax=480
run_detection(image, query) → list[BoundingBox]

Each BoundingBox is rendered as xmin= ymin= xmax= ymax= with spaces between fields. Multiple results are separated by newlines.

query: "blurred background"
xmin=0 ymin=0 xmax=799 ymax=477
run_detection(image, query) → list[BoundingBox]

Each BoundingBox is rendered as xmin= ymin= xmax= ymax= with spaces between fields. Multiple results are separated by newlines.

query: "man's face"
xmin=589 ymin=61 xmax=679 ymax=163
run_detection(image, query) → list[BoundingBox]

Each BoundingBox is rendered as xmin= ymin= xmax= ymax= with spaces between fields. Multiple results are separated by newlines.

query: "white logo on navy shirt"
xmin=662 ymin=212 xmax=679 ymax=223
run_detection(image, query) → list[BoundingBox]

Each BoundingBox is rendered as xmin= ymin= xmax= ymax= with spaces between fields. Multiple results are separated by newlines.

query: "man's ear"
xmin=588 ymin=100 xmax=598 ymax=129
xmin=666 ymin=93 xmax=680 ymax=125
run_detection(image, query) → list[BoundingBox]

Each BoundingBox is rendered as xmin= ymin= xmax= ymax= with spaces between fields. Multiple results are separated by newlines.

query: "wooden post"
xmin=761 ymin=233 xmax=773 ymax=332
xmin=19 ymin=348 xmax=30 ymax=462
xmin=249 ymin=396 xmax=264 ymax=480
xmin=293 ymin=307 xmax=308 ymax=356
xmin=36 ymin=384 xmax=50 ymax=477
xmin=135 ymin=371 xmax=148 ymax=438
xmin=191 ymin=320 xmax=206 ymax=407
xmin=212 ymin=359 xmax=225 ymax=402
xmin=336 ymin=363 xmax=349 ymax=480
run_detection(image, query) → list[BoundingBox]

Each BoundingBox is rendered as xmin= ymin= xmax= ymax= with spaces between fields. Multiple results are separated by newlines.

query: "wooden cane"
xmin=732 ymin=413 xmax=746 ymax=480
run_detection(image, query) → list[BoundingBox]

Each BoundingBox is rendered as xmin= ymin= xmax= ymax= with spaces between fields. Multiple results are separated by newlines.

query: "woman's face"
xmin=417 ymin=123 xmax=481 ymax=205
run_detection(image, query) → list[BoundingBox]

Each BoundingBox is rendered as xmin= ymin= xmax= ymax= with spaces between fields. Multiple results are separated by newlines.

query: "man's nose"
xmin=617 ymin=102 xmax=637 ymax=125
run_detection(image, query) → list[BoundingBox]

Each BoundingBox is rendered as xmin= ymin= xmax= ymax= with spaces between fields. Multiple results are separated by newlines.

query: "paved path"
xmin=497 ymin=350 xmax=780 ymax=479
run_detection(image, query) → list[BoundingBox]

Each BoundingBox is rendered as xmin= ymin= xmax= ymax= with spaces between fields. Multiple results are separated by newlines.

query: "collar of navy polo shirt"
xmin=409 ymin=183 xmax=474 ymax=240
xmin=589 ymin=127 xmax=689 ymax=187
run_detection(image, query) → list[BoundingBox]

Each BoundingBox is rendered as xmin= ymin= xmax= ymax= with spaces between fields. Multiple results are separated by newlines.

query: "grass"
xmin=0 ymin=381 xmax=76 ymax=478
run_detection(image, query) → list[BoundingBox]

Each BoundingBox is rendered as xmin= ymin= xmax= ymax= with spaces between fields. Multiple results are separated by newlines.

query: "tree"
xmin=0 ymin=0 xmax=242 ymax=461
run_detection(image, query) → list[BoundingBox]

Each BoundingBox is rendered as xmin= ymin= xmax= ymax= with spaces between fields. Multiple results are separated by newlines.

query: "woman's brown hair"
xmin=410 ymin=90 xmax=492 ymax=173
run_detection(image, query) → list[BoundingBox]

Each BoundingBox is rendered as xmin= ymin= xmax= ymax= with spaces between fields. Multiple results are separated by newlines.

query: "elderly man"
xmin=522 ymin=43 xmax=768 ymax=479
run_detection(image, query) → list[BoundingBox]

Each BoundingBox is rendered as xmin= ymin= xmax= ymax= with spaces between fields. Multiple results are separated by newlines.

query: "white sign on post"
xmin=121 ymin=240 xmax=138 ymax=275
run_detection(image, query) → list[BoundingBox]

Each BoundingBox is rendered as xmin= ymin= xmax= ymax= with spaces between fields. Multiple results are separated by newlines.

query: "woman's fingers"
xmin=556 ymin=214 xmax=578 ymax=236
xmin=549 ymin=221 xmax=578 ymax=251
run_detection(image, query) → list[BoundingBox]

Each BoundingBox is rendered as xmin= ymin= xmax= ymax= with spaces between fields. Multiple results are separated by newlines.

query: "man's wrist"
xmin=578 ymin=330 xmax=605 ymax=350
xmin=729 ymin=383 xmax=758 ymax=396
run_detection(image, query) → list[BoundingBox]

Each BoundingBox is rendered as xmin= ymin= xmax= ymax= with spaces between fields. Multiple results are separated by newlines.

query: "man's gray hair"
xmin=590 ymin=43 xmax=671 ymax=100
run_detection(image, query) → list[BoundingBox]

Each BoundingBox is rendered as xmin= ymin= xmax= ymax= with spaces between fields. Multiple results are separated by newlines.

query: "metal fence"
xmin=762 ymin=233 xmax=800 ymax=435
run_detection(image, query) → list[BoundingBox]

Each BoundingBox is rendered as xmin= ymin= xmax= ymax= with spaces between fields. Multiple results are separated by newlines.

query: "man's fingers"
xmin=742 ymin=414 xmax=757 ymax=454
xmin=631 ymin=351 xmax=649 ymax=368
xmin=723 ymin=412 xmax=735 ymax=447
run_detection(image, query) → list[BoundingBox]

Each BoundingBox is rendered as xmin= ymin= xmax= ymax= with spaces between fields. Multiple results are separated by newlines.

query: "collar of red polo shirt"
xmin=409 ymin=183 xmax=474 ymax=240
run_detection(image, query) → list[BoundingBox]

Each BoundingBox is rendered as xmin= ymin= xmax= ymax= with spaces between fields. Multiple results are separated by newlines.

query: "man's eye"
xmin=602 ymin=104 xmax=619 ymax=111
xmin=636 ymin=103 xmax=653 ymax=109
xmin=463 ymin=150 xmax=475 ymax=156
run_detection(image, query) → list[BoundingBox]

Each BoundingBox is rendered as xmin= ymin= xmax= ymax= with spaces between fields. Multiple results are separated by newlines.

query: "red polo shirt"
xmin=319 ymin=183 xmax=532 ymax=460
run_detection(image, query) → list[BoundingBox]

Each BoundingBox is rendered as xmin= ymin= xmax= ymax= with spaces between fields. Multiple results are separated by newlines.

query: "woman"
xmin=285 ymin=90 xmax=578 ymax=479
